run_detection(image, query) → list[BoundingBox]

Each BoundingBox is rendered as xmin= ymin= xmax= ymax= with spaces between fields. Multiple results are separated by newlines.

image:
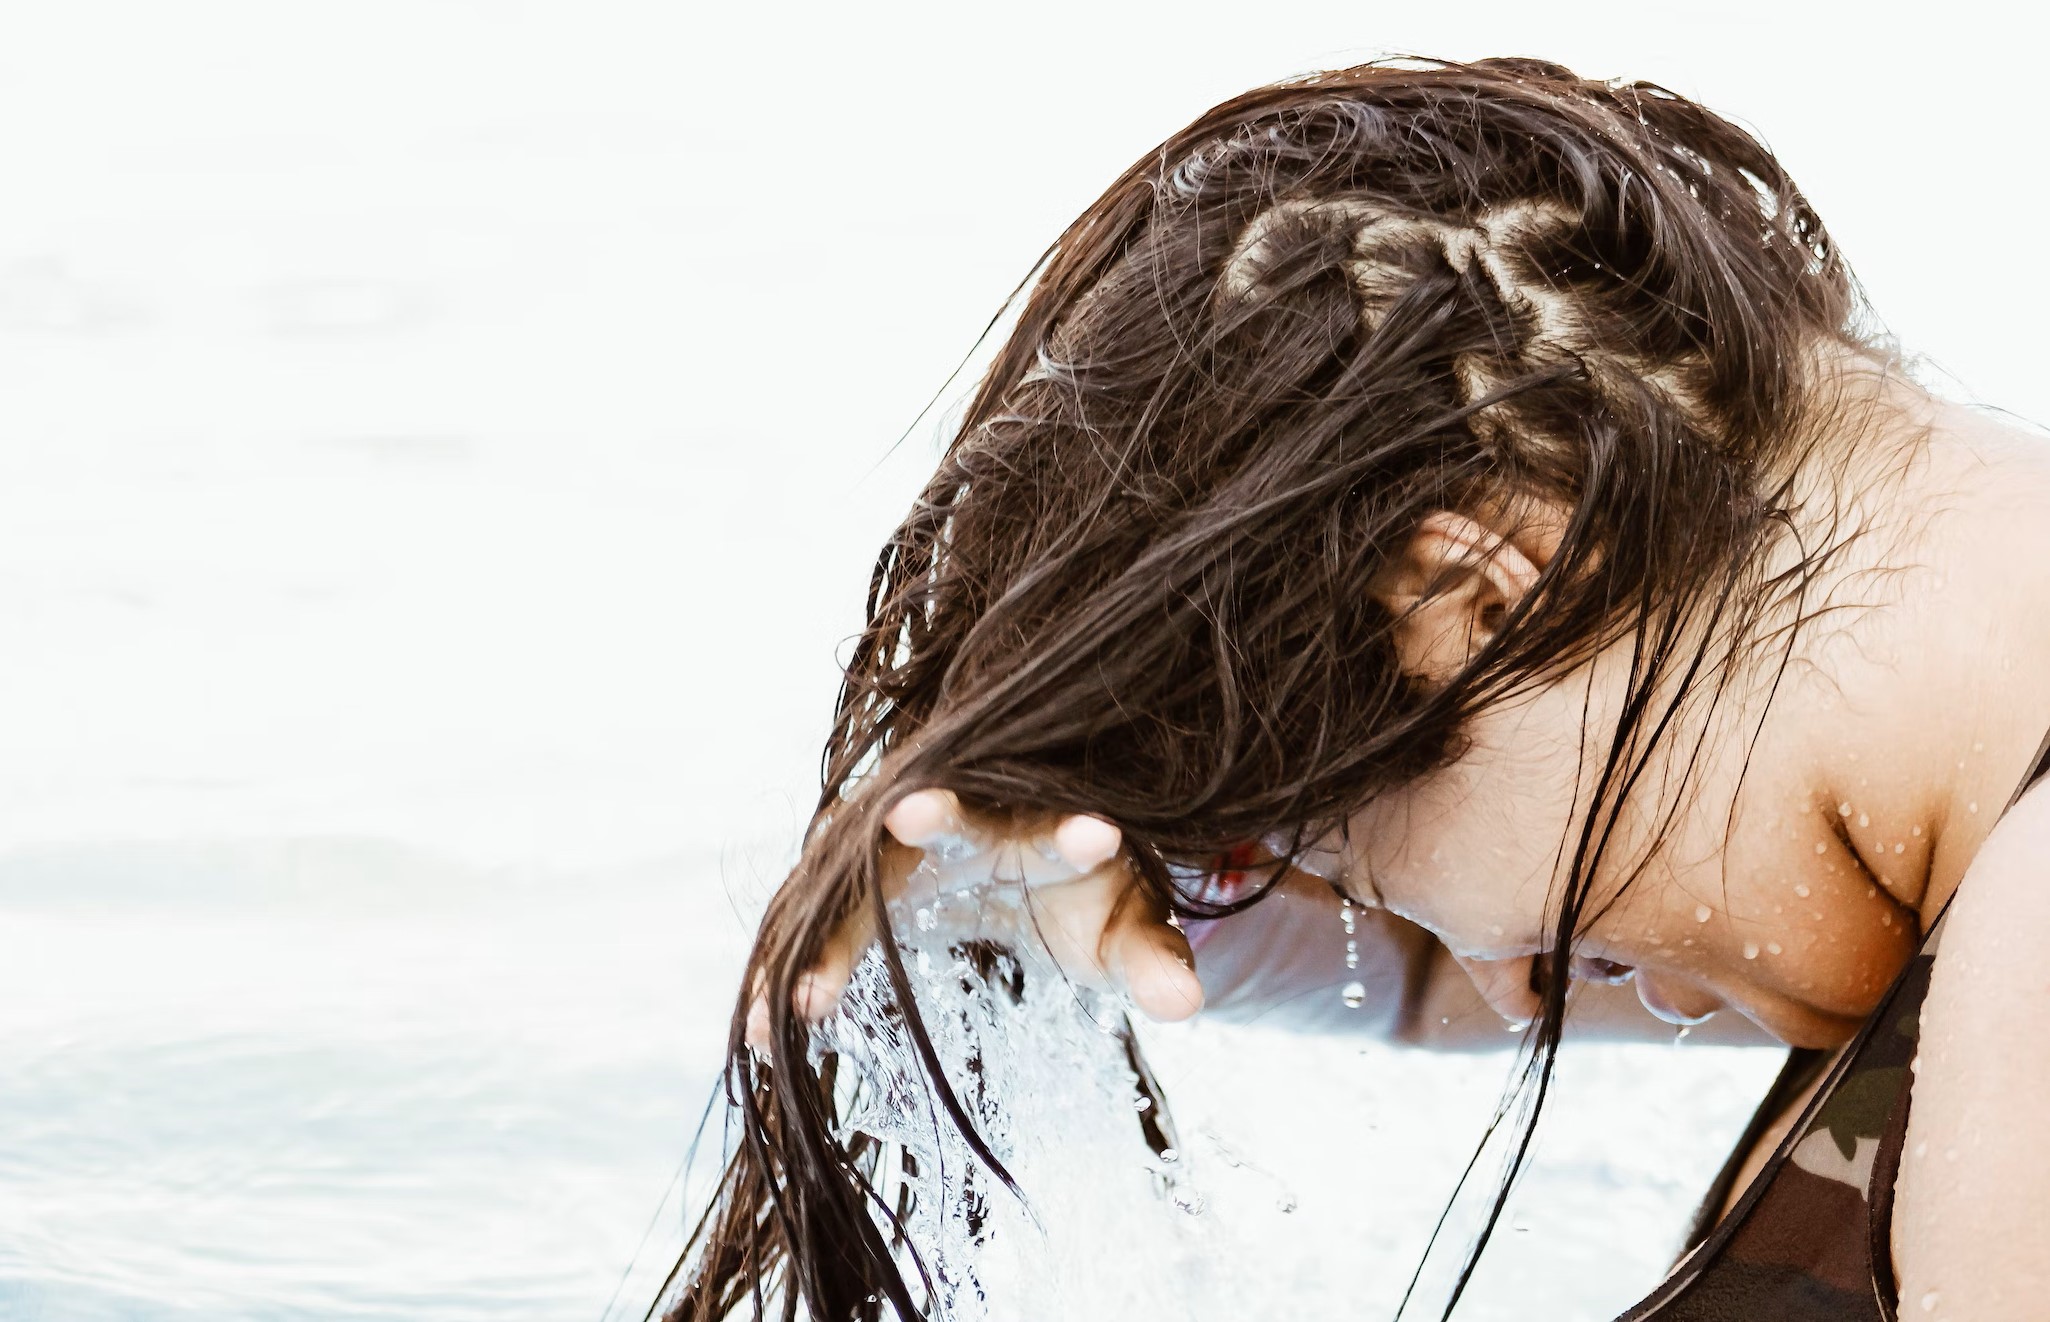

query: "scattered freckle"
xmin=1794 ymin=884 xmax=1811 ymax=897
xmin=1694 ymin=905 xmax=1711 ymax=923
xmin=1857 ymin=812 xmax=1869 ymax=827
xmin=1968 ymin=801 xmax=1979 ymax=814
xmin=1837 ymin=801 xmax=1851 ymax=816
xmin=1814 ymin=842 xmax=1828 ymax=854
xmin=1895 ymin=843 xmax=1905 ymax=855
xmin=1742 ymin=942 xmax=1759 ymax=959
xmin=1766 ymin=941 xmax=1782 ymax=955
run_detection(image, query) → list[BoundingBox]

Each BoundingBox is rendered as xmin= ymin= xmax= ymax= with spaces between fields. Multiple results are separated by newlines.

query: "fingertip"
xmin=1053 ymin=814 xmax=1121 ymax=871
xmin=884 ymin=788 xmax=958 ymax=847
xmin=795 ymin=971 xmax=845 ymax=1022
xmin=1115 ymin=927 xmax=1205 ymax=1022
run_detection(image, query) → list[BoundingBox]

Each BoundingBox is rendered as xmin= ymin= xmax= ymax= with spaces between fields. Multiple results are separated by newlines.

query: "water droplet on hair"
xmin=1743 ymin=942 xmax=1760 ymax=959
xmin=916 ymin=949 xmax=934 ymax=977
xmin=1795 ymin=883 xmax=1811 ymax=898
xmin=1174 ymin=1190 xmax=1206 ymax=1216
xmin=1159 ymin=1146 xmax=1179 ymax=1163
xmin=1275 ymin=1193 xmax=1298 ymax=1214
xmin=915 ymin=907 xmax=936 ymax=931
xmin=1134 ymin=1095 xmax=1153 ymax=1112
xmin=1340 ymin=981 xmax=1366 ymax=1009
xmin=1694 ymin=905 xmax=1712 ymax=923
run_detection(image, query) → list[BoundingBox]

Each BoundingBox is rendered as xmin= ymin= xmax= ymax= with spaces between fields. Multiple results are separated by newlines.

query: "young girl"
xmin=668 ymin=57 xmax=2050 ymax=1321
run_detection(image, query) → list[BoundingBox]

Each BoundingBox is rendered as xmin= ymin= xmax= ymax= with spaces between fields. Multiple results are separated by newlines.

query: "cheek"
xmin=1352 ymin=767 xmax=1565 ymax=957
xmin=1361 ymin=713 xmax=1582 ymax=946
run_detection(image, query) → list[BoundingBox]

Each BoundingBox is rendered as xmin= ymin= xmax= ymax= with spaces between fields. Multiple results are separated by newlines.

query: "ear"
xmin=1371 ymin=509 xmax=1547 ymax=685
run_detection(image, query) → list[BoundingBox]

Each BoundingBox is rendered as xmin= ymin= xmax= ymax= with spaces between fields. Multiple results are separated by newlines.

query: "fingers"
xmin=744 ymin=906 xmax=876 ymax=1053
xmin=1104 ymin=904 xmax=1204 ymax=1022
xmin=1053 ymin=814 xmax=1122 ymax=871
xmin=883 ymin=788 xmax=966 ymax=849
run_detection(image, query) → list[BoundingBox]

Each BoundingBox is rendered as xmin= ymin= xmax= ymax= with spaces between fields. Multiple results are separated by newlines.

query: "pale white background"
xmin=0 ymin=3 xmax=2037 ymax=1319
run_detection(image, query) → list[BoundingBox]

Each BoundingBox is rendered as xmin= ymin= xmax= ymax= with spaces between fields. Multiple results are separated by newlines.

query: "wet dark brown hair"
xmin=658 ymin=55 xmax=1863 ymax=1321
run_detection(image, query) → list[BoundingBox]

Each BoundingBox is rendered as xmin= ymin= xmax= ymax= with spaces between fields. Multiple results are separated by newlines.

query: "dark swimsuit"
xmin=1616 ymin=729 xmax=2050 ymax=1321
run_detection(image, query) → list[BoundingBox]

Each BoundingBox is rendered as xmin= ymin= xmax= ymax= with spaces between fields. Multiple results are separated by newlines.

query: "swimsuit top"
xmin=1617 ymin=728 xmax=2050 ymax=1322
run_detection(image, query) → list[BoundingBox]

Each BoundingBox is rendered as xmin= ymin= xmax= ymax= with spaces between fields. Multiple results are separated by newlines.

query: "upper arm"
xmin=1891 ymin=781 xmax=2050 ymax=1318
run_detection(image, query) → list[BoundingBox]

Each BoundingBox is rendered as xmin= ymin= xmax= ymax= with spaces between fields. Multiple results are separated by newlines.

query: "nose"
xmin=1450 ymin=952 xmax=1543 ymax=1026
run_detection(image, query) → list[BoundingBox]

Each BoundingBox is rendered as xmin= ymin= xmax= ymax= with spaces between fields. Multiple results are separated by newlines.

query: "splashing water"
xmin=806 ymin=868 xmax=1227 ymax=1321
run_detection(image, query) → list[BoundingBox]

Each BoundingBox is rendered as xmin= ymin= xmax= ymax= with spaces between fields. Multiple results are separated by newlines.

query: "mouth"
xmin=1568 ymin=955 xmax=1635 ymax=986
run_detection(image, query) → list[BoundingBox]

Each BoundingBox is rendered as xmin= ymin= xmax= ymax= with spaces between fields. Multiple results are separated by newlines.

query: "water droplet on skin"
xmin=1973 ymin=741 xmax=1984 ymax=753
xmin=1912 ymin=825 xmax=1923 ymax=837
xmin=1838 ymin=801 xmax=1852 ymax=816
xmin=1920 ymin=1290 xmax=1940 ymax=1313
xmin=1773 ymin=904 xmax=1783 ymax=914
xmin=1160 ymin=1147 xmax=1179 ymax=1163
xmin=1341 ymin=981 xmax=1366 ymax=1009
xmin=1743 ymin=942 xmax=1760 ymax=959
xmin=1858 ymin=812 xmax=1870 ymax=827
xmin=1815 ymin=842 xmax=1828 ymax=854
xmin=1882 ymin=912 xmax=1893 ymax=927
xmin=1767 ymin=941 xmax=1783 ymax=955
xmin=1489 ymin=924 xmax=1504 ymax=936
xmin=1968 ymin=801 xmax=1979 ymax=814
xmin=1795 ymin=884 xmax=1812 ymax=898
xmin=1895 ymin=842 xmax=1906 ymax=854
xmin=1134 ymin=1096 xmax=1152 ymax=1112
xmin=1694 ymin=905 xmax=1712 ymax=923
xmin=1914 ymin=1140 xmax=1928 ymax=1159
xmin=1944 ymin=1147 xmax=1958 ymax=1162
xmin=1682 ymin=938 xmax=1694 ymax=947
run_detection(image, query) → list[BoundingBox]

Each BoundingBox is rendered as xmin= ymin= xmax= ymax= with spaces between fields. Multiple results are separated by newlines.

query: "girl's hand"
xmin=745 ymin=789 xmax=1204 ymax=1049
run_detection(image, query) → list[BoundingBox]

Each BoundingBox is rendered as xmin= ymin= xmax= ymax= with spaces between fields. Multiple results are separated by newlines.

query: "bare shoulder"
xmin=1888 ymin=776 xmax=2050 ymax=1319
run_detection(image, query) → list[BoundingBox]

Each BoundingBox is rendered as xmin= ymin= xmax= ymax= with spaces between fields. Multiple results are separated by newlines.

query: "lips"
xmin=1569 ymin=955 xmax=1635 ymax=985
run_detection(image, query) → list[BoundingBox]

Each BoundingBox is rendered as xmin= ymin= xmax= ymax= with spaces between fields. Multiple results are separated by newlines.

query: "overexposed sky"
xmin=0 ymin=1 xmax=2036 ymax=869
